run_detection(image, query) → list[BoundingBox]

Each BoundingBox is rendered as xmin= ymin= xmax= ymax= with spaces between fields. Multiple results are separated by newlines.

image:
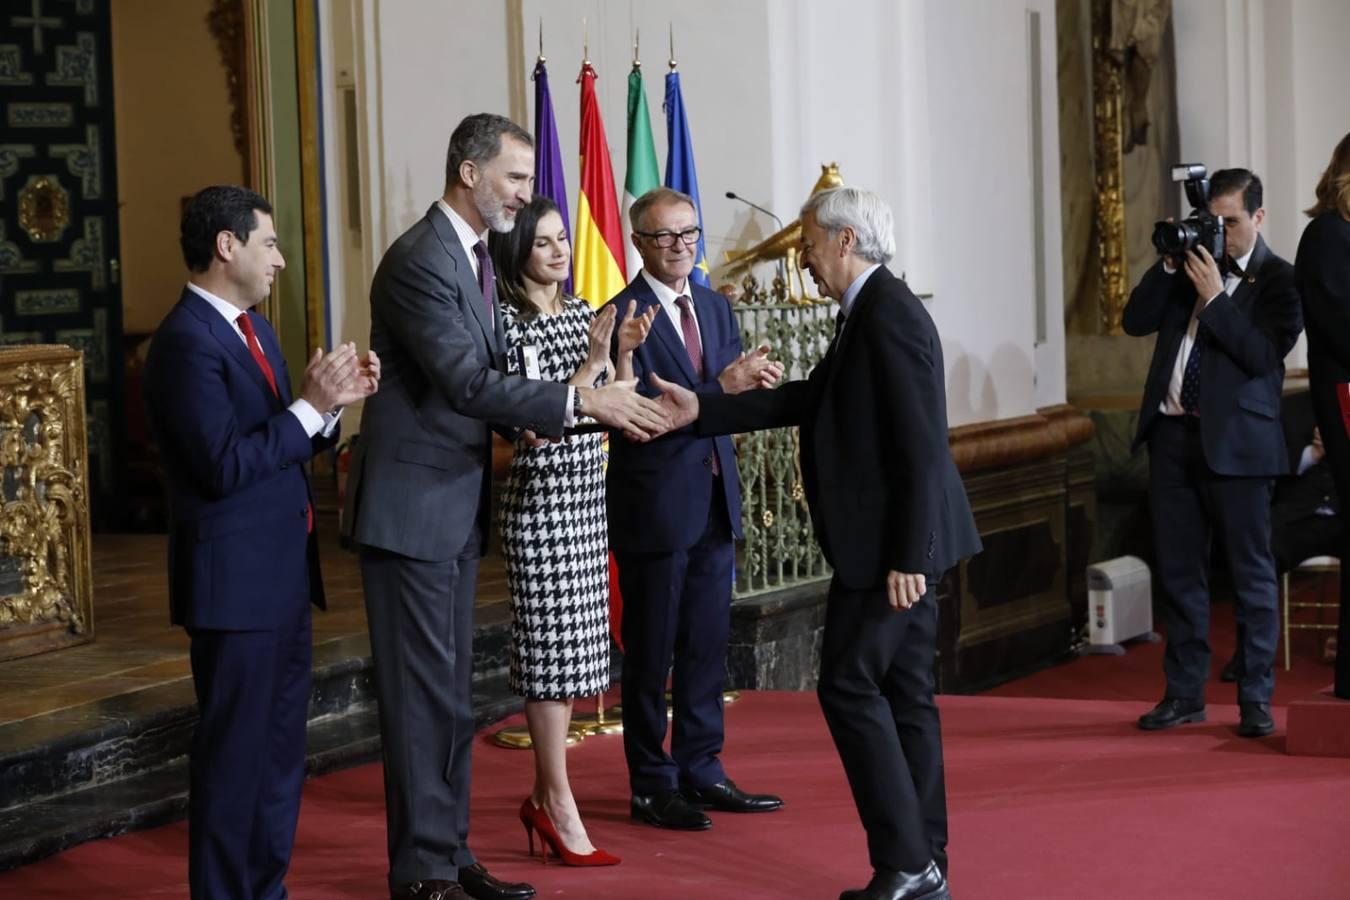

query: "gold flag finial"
xmin=633 ymin=28 xmax=640 ymax=69
xmin=537 ymin=19 xmax=545 ymax=64
xmin=668 ymin=23 xmax=677 ymax=70
xmin=582 ymin=17 xmax=590 ymax=66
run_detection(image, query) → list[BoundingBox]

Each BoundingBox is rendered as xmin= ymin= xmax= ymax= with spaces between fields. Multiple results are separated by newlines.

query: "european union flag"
xmin=663 ymin=70 xmax=710 ymax=288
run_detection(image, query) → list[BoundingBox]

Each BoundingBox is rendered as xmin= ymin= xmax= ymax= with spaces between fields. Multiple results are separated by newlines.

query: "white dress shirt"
xmin=185 ymin=282 xmax=337 ymax=438
xmin=436 ymin=199 xmax=576 ymax=424
xmin=640 ymin=269 xmax=703 ymax=350
xmin=1159 ymin=246 xmax=1254 ymax=416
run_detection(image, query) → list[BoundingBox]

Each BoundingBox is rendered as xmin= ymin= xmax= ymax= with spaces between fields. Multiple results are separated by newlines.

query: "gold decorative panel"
xmin=0 ymin=345 xmax=95 ymax=661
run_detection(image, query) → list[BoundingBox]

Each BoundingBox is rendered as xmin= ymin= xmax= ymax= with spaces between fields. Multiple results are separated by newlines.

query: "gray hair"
xmin=800 ymin=187 xmax=895 ymax=265
xmin=630 ymin=186 xmax=697 ymax=233
xmin=445 ymin=113 xmax=533 ymax=188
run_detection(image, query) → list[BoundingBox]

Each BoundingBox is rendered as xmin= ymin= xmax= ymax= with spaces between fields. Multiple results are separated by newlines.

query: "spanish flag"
xmin=574 ymin=62 xmax=626 ymax=309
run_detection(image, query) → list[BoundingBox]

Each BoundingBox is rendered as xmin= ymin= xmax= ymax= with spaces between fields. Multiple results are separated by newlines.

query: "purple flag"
xmin=533 ymin=59 xmax=572 ymax=296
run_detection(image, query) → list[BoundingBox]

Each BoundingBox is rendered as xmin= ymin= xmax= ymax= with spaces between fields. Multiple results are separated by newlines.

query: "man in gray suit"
xmin=342 ymin=113 xmax=668 ymax=900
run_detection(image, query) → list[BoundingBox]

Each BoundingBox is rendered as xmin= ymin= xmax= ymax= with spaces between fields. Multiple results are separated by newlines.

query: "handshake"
xmin=575 ymin=343 xmax=784 ymax=443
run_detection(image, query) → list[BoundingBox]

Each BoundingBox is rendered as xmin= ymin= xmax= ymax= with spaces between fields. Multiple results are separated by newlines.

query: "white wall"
xmin=1173 ymin=0 xmax=1350 ymax=370
xmin=324 ymin=0 xmax=1069 ymax=428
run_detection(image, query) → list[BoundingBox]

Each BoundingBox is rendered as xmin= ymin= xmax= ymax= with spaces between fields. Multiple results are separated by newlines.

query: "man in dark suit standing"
xmin=651 ymin=187 xmax=980 ymax=900
xmin=1124 ymin=168 xmax=1302 ymax=737
xmin=145 ymin=185 xmax=379 ymax=899
xmin=341 ymin=114 xmax=667 ymax=900
xmin=602 ymin=187 xmax=784 ymax=832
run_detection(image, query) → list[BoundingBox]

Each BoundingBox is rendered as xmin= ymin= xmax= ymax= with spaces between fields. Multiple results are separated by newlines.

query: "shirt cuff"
xmin=289 ymin=398 xmax=337 ymax=438
xmin=563 ymin=386 xmax=577 ymax=428
xmin=1298 ymin=445 xmax=1317 ymax=476
xmin=1162 ymin=259 xmax=1177 ymax=275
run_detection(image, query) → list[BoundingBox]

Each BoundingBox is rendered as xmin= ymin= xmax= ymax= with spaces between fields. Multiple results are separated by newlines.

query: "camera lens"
xmin=1151 ymin=221 xmax=1194 ymax=255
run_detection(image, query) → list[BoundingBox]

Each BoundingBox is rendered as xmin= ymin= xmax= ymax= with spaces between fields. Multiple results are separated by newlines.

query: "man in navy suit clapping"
xmin=145 ymin=185 xmax=378 ymax=899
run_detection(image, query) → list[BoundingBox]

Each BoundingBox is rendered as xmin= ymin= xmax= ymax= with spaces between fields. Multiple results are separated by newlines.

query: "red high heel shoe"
xmin=518 ymin=798 xmax=621 ymax=867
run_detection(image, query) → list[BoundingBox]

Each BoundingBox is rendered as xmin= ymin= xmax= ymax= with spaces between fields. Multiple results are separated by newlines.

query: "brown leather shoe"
xmin=392 ymin=881 xmax=467 ymax=900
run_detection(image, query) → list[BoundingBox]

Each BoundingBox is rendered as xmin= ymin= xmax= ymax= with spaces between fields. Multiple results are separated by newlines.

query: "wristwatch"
xmin=572 ymin=388 xmax=585 ymax=421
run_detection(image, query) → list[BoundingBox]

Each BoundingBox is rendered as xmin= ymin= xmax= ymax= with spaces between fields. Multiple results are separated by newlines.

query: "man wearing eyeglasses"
xmin=603 ymin=187 xmax=784 ymax=831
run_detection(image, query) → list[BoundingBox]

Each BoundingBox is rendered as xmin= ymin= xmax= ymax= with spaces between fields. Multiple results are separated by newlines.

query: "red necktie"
xmin=236 ymin=312 xmax=278 ymax=397
xmin=675 ymin=296 xmax=718 ymax=475
xmin=236 ymin=312 xmax=312 ymax=533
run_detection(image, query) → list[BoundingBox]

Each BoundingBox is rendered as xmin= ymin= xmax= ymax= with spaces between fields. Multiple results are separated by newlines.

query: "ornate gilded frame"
xmin=0 ymin=346 xmax=95 ymax=660
xmin=1091 ymin=0 xmax=1129 ymax=334
xmin=209 ymin=0 xmax=327 ymax=354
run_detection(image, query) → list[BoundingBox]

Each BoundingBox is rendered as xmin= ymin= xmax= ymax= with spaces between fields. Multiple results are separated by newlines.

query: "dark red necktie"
xmin=472 ymin=240 xmax=495 ymax=312
xmin=237 ymin=312 xmax=312 ymax=533
xmin=675 ymin=296 xmax=718 ymax=475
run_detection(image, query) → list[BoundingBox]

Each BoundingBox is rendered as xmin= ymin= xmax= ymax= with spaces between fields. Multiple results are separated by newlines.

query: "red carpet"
xmin=5 ymin=688 xmax=1350 ymax=899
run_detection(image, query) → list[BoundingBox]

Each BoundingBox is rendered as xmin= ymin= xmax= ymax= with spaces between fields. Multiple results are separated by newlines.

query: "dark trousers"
xmin=360 ymin=529 xmax=480 ymax=889
xmin=817 ymin=576 xmax=947 ymax=877
xmin=187 ymin=600 xmax=312 ymax=900
xmin=1148 ymin=416 xmax=1278 ymax=703
xmin=1309 ymin=386 xmax=1350 ymax=697
xmin=616 ymin=485 xmax=734 ymax=795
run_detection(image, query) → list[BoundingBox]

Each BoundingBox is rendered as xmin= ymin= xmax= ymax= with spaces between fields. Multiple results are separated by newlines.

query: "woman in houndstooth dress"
xmin=489 ymin=196 xmax=655 ymax=864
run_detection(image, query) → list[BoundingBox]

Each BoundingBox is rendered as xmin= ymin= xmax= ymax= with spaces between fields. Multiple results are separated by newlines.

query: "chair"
xmin=1281 ymin=556 xmax=1340 ymax=670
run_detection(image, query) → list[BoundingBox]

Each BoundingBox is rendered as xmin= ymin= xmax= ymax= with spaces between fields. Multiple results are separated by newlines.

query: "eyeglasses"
xmin=635 ymin=227 xmax=702 ymax=248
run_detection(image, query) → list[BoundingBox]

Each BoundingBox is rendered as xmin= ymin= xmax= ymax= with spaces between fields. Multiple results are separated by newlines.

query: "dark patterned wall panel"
xmin=0 ymin=0 xmax=125 ymax=528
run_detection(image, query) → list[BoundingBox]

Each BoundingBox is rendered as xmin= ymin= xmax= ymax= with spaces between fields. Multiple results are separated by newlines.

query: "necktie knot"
xmin=1224 ymin=256 xmax=1245 ymax=279
xmin=676 ymin=295 xmax=692 ymax=312
xmin=236 ymin=311 xmax=255 ymax=337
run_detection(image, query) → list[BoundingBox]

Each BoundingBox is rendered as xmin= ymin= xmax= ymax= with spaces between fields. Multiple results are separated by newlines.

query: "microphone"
xmin=725 ymin=191 xmax=786 ymax=232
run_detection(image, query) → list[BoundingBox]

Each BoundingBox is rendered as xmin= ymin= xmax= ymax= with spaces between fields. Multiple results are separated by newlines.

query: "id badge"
xmin=514 ymin=344 xmax=542 ymax=380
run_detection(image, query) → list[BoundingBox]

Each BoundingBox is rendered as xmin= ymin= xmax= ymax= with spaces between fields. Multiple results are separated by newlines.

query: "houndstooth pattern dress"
xmin=499 ymin=296 xmax=610 ymax=699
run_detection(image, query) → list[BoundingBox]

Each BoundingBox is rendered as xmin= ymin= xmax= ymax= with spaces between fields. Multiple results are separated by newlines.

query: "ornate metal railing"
xmin=728 ymin=273 xmax=834 ymax=597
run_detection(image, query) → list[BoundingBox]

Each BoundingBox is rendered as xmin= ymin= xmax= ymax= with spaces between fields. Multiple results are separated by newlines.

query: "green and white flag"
xmin=623 ymin=64 xmax=661 ymax=280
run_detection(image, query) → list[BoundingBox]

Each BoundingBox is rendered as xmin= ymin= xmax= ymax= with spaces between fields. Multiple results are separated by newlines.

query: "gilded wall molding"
xmin=207 ymin=0 xmax=249 ymax=163
xmin=1091 ymin=0 xmax=1129 ymax=334
xmin=0 ymin=346 xmax=95 ymax=660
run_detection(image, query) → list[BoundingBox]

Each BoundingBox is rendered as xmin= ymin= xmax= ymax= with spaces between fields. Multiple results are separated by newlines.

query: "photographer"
xmin=1123 ymin=167 xmax=1303 ymax=738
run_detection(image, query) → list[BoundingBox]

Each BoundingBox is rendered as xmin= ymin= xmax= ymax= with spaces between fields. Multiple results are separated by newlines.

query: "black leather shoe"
xmin=1238 ymin=702 xmax=1275 ymax=738
xmin=457 ymin=864 xmax=534 ymax=900
xmin=630 ymin=789 xmax=712 ymax=830
xmin=682 ymin=778 xmax=783 ymax=813
xmin=1220 ymin=656 xmax=1239 ymax=682
xmin=840 ymin=862 xmax=950 ymax=900
xmin=1137 ymin=697 xmax=1206 ymax=730
xmin=392 ymin=881 xmax=467 ymax=900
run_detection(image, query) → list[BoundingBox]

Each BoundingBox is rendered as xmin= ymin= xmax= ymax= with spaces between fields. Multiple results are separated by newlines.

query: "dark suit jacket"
xmin=698 ymin=266 xmax=981 ymax=589
xmin=1297 ymin=211 xmax=1350 ymax=502
xmin=1272 ymin=390 xmax=1338 ymax=526
xmin=144 ymin=288 xmax=332 ymax=630
xmin=1123 ymin=234 xmax=1302 ymax=476
xmin=341 ymin=205 xmax=568 ymax=562
xmin=603 ymin=277 xmax=743 ymax=553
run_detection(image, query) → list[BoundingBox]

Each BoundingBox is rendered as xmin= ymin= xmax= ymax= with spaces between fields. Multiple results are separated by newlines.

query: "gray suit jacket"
xmin=341 ymin=205 xmax=568 ymax=562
